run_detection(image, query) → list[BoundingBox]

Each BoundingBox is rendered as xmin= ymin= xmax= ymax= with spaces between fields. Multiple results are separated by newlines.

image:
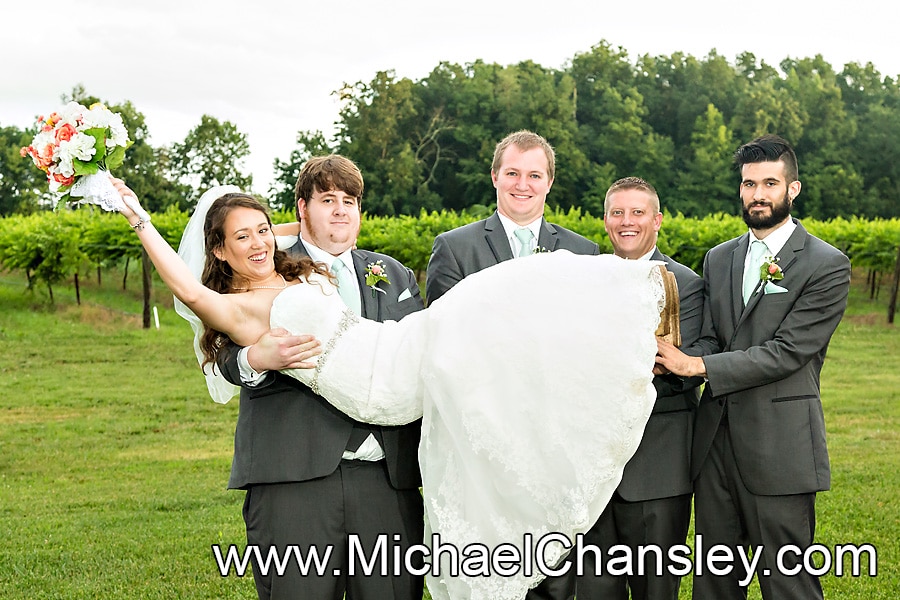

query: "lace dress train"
xmin=271 ymin=251 xmax=665 ymax=600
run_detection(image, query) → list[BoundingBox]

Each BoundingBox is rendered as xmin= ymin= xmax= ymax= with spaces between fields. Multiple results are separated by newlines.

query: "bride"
xmin=111 ymin=179 xmax=666 ymax=600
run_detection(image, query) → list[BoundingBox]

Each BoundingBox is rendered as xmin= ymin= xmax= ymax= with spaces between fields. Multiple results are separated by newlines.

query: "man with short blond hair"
xmin=427 ymin=130 xmax=598 ymax=305
xmin=577 ymin=177 xmax=703 ymax=600
xmin=426 ymin=130 xmax=598 ymax=599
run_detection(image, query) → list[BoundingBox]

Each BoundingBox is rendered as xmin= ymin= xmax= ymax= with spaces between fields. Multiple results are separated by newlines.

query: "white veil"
xmin=174 ymin=185 xmax=242 ymax=404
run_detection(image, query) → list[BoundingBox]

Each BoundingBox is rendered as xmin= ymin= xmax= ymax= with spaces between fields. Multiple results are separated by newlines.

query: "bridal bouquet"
xmin=20 ymin=101 xmax=131 ymax=210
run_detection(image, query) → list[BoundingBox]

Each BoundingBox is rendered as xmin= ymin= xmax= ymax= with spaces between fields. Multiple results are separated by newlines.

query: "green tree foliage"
xmin=635 ymin=50 xmax=747 ymax=151
xmin=331 ymin=60 xmax=591 ymax=216
xmin=270 ymin=130 xmax=334 ymax=212
xmin=0 ymin=124 xmax=45 ymax=215
xmin=170 ymin=114 xmax=253 ymax=201
xmin=798 ymin=160 xmax=866 ymax=219
xmin=336 ymin=71 xmax=436 ymax=216
xmin=0 ymin=213 xmax=83 ymax=302
xmin=674 ymin=105 xmax=738 ymax=216
xmin=850 ymin=103 xmax=900 ymax=218
xmin=4 ymin=45 xmax=900 ymax=221
xmin=311 ymin=42 xmax=900 ymax=219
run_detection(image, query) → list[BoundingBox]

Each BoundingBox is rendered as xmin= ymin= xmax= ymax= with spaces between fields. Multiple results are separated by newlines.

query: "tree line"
xmin=2 ymin=41 xmax=899 ymax=219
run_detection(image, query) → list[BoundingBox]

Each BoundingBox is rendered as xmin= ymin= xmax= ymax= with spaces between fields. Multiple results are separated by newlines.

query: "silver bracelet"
xmin=131 ymin=216 xmax=151 ymax=232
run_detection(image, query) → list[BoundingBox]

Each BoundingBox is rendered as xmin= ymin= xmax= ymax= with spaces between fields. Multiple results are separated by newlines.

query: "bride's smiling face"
xmin=213 ymin=206 xmax=276 ymax=282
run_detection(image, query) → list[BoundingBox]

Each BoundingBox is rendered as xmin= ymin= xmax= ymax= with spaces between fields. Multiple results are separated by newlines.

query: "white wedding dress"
xmin=268 ymin=251 xmax=665 ymax=600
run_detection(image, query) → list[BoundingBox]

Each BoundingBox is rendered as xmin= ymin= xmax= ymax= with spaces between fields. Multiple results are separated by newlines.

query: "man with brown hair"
xmin=218 ymin=155 xmax=425 ymax=600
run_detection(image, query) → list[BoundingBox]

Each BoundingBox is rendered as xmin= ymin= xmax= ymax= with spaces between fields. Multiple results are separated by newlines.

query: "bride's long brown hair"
xmin=198 ymin=193 xmax=329 ymax=367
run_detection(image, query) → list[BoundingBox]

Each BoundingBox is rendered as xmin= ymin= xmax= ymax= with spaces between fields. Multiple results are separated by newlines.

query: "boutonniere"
xmin=532 ymin=246 xmax=550 ymax=254
xmin=364 ymin=260 xmax=390 ymax=296
xmin=759 ymin=255 xmax=784 ymax=283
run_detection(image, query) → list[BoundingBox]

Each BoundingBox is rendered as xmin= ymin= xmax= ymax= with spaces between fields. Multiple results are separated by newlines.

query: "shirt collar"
xmin=637 ymin=247 xmax=658 ymax=261
xmin=300 ymin=235 xmax=356 ymax=275
xmin=749 ymin=218 xmax=796 ymax=257
xmin=612 ymin=247 xmax=657 ymax=261
xmin=496 ymin=212 xmax=543 ymax=242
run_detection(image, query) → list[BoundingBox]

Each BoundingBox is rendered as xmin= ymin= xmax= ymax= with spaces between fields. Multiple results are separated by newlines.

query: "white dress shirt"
xmin=497 ymin=213 xmax=542 ymax=256
xmin=745 ymin=218 xmax=796 ymax=273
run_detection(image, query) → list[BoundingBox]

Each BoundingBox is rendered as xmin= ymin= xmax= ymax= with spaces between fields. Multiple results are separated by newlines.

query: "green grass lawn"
xmin=0 ymin=269 xmax=897 ymax=598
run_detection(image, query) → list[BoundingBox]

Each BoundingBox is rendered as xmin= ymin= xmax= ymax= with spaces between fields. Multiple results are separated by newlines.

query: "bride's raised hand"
xmin=109 ymin=177 xmax=151 ymax=229
xmin=106 ymin=177 xmax=242 ymax=342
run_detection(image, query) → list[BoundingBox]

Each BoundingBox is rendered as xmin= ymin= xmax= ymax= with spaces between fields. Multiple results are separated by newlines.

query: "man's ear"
xmin=296 ymin=198 xmax=307 ymax=223
xmin=788 ymin=180 xmax=802 ymax=200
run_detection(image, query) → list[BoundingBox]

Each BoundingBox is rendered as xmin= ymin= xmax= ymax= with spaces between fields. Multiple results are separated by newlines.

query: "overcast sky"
xmin=4 ymin=1 xmax=898 ymax=194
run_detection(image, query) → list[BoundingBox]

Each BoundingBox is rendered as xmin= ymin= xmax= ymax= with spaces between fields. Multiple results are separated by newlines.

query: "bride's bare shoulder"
xmin=297 ymin=271 xmax=335 ymax=289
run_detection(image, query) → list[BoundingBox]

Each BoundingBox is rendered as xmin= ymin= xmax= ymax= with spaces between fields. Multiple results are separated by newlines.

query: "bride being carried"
xmin=110 ymin=168 xmax=667 ymax=599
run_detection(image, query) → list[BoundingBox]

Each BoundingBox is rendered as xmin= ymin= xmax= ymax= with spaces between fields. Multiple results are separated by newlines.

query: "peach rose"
xmin=55 ymin=123 xmax=78 ymax=143
xmin=51 ymin=171 xmax=75 ymax=187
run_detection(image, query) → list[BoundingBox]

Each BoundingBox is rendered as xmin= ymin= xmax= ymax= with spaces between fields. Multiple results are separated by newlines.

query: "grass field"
xmin=0 ymin=269 xmax=897 ymax=598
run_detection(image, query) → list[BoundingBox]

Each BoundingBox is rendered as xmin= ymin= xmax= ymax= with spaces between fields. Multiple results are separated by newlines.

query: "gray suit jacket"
xmin=424 ymin=211 xmax=597 ymax=599
xmin=218 ymin=240 xmax=425 ymax=490
xmin=426 ymin=211 xmax=600 ymax=304
xmin=617 ymin=249 xmax=704 ymax=501
xmin=691 ymin=219 xmax=851 ymax=495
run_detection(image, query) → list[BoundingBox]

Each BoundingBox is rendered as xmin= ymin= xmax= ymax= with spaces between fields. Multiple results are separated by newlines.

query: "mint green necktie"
xmin=742 ymin=240 xmax=768 ymax=305
xmin=514 ymin=227 xmax=535 ymax=258
xmin=331 ymin=257 xmax=361 ymax=315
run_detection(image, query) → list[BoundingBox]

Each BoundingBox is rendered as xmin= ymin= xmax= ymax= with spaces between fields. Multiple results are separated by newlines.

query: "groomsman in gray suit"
xmin=427 ymin=130 xmax=599 ymax=304
xmin=217 ymin=155 xmax=425 ymax=600
xmin=656 ymin=135 xmax=851 ymax=600
xmin=426 ymin=130 xmax=598 ymax=599
xmin=577 ymin=177 xmax=703 ymax=600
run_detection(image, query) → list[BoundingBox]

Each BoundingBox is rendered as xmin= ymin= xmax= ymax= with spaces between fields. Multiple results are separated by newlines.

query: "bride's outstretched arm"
xmin=272 ymin=222 xmax=300 ymax=236
xmin=109 ymin=178 xmax=244 ymax=341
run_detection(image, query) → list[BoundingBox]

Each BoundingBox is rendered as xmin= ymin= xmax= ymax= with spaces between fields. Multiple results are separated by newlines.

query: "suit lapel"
xmin=484 ymin=212 xmax=514 ymax=263
xmin=731 ymin=234 xmax=751 ymax=325
xmin=773 ymin=219 xmax=805 ymax=276
xmin=732 ymin=220 xmax=806 ymax=332
xmin=288 ymin=239 xmax=312 ymax=260
xmin=536 ymin=218 xmax=557 ymax=251
xmin=651 ymin=247 xmax=667 ymax=265
xmin=351 ymin=250 xmax=378 ymax=320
